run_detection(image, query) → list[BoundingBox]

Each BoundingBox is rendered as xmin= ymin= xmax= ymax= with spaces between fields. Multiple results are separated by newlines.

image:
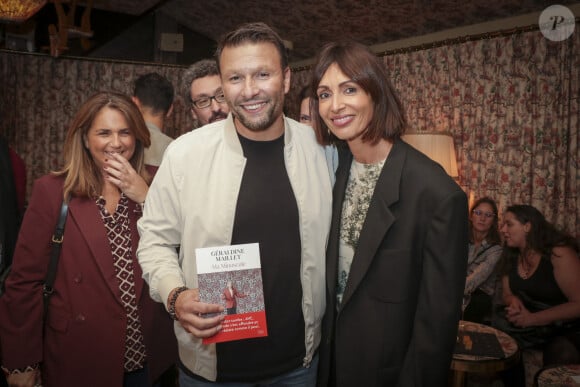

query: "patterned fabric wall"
xmin=1 ymin=27 xmax=578 ymax=235
xmin=382 ymin=30 xmax=579 ymax=236
xmin=290 ymin=29 xmax=580 ymax=236
xmin=0 ymin=54 xmax=192 ymax=143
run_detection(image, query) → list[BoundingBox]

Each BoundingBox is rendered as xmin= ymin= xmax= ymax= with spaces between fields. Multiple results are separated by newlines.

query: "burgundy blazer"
xmin=0 ymin=175 xmax=177 ymax=387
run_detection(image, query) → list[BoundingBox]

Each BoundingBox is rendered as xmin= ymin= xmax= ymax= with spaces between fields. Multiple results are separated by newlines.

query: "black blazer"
xmin=318 ymin=139 xmax=468 ymax=387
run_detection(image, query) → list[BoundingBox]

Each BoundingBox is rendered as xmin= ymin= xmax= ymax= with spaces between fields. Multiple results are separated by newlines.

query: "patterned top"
xmin=96 ymin=194 xmax=146 ymax=372
xmin=464 ymin=240 xmax=502 ymax=299
xmin=337 ymin=159 xmax=385 ymax=307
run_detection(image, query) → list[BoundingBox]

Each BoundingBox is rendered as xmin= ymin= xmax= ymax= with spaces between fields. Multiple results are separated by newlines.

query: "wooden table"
xmin=450 ymin=320 xmax=520 ymax=387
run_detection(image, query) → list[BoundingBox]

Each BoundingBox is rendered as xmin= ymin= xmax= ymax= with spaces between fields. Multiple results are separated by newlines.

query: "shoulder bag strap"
xmin=42 ymin=199 xmax=69 ymax=319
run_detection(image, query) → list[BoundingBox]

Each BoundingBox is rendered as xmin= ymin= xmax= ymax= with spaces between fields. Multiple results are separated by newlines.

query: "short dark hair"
xmin=215 ymin=22 xmax=288 ymax=72
xmin=310 ymin=40 xmax=407 ymax=146
xmin=133 ymin=72 xmax=174 ymax=115
xmin=181 ymin=59 xmax=220 ymax=106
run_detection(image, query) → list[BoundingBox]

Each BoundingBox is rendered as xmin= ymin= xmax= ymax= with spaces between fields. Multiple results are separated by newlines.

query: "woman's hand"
xmin=505 ymin=293 xmax=524 ymax=311
xmin=7 ymin=369 xmax=40 ymax=387
xmin=103 ymin=152 xmax=148 ymax=203
xmin=504 ymin=295 xmax=532 ymax=326
xmin=172 ymin=288 xmax=225 ymax=339
xmin=506 ymin=305 xmax=536 ymax=327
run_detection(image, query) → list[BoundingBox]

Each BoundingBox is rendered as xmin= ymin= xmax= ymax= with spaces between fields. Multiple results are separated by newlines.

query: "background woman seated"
xmin=463 ymin=196 xmax=502 ymax=324
xmin=493 ymin=204 xmax=580 ymax=387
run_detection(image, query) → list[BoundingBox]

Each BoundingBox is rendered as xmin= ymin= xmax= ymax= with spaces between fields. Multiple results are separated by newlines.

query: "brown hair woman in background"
xmin=462 ymin=196 xmax=503 ymax=323
xmin=0 ymin=92 xmax=176 ymax=387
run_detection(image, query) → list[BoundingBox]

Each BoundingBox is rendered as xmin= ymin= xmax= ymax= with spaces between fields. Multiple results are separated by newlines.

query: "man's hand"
xmin=173 ymin=288 xmax=225 ymax=338
xmin=7 ymin=369 xmax=40 ymax=387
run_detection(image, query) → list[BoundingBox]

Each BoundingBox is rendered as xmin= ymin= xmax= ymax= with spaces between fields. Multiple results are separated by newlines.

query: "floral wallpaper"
xmin=382 ymin=30 xmax=579 ymax=236
xmin=292 ymin=28 xmax=579 ymax=237
xmin=1 ymin=26 xmax=578 ymax=236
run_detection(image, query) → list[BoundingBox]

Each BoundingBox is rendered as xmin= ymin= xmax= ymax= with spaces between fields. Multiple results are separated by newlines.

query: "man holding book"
xmin=137 ymin=22 xmax=332 ymax=386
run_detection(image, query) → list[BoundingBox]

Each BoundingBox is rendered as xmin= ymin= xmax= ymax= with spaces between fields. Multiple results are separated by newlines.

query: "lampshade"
xmin=0 ymin=0 xmax=46 ymax=23
xmin=402 ymin=131 xmax=459 ymax=178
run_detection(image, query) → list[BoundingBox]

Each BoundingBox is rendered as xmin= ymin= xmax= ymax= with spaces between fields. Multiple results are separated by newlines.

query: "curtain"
xmin=292 ymin=28 xmax=579 ymax=236
xmin=382 ymin=29 xmax=579 ymax=236
xmin=0 ymin=53 xmax=191 ymax=202
xmin=1 ymin=26 xmax=579 ymax=236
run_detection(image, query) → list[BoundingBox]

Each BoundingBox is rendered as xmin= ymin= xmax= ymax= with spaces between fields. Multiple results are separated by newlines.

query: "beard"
xmin=208 ymin=110 xmax=228 ymax=123
xmin=231 ymin=92 xmax=284 ymax=133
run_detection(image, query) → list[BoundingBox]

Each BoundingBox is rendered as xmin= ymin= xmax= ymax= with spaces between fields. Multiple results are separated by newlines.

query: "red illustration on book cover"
xmin=196 ymin=243 xmax=268 ymax=344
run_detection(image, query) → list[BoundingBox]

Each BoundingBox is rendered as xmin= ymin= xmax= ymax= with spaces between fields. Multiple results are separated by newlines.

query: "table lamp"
xmin=402 ymin=131 xmax=459 ymax=179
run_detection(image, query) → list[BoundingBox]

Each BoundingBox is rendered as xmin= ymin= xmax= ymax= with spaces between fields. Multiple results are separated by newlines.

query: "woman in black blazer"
xmin=310 ymin=40 xmax=469 ymax=387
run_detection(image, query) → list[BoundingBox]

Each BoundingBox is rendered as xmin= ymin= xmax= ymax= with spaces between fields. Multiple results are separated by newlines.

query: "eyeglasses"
xmin=472 ymin=209 xmax=495 ymax=219
xmin=191 ymin=92 xmax=226 ymax=109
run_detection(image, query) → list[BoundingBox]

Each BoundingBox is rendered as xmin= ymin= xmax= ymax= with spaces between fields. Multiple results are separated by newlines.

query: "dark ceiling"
xmin=3 ymin=0 xmax=579 ymax=64
xmin=166 ymin=0 xmax=580 ymax=60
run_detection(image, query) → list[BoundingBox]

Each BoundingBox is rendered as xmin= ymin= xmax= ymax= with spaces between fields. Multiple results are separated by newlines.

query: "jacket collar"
xmin=67 ymin=196 xmax=144 ymax=305
xmin=223 ymin=114 xmax=294 ymax=155
xmin=331 ymin=139 xmax=408 ymax=310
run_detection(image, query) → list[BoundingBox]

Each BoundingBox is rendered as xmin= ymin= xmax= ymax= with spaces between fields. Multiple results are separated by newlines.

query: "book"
xmin=196 ymin=243 xmax=268 ymax=344
xmin=454 ymin=330 xmax=504 ymax=358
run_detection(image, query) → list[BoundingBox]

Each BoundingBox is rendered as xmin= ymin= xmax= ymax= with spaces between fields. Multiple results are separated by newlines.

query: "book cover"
xmin=196 ymin=243 xmax=268 ymax=344
xmin=454 ymin=330 xmax=504 ymax=358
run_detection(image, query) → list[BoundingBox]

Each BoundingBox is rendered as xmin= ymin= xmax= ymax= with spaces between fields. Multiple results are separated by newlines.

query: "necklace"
xmin=518 ymin=251 xmax=537 ymax=279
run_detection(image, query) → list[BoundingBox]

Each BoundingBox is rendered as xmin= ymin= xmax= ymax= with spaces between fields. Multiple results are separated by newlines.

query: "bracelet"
xmin=168 ymin=286 xmax=188 ymax=321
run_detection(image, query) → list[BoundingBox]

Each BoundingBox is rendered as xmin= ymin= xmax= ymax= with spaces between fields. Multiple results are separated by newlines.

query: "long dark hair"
xmin=500 ymin=204 xmax=578 ymax=273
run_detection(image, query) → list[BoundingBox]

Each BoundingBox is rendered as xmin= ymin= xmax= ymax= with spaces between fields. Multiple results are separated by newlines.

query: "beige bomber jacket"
xmin=137 ymin=114 xmax=333 ymax=381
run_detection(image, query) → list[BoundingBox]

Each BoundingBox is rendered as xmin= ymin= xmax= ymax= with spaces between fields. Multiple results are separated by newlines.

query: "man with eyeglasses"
xmin=182 ymin=59 xmax=230 ymax=129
